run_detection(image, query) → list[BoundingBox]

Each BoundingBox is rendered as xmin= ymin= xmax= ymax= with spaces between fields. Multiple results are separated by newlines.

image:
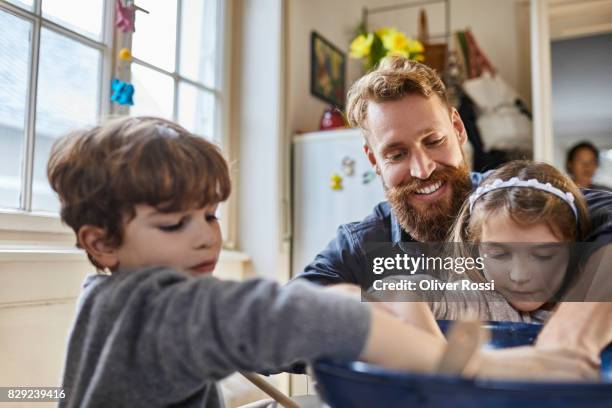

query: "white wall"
xmin=287 ymin=0 xmax=532 ymax=134
xmin=236 ymin=0 xmax=289 ymax=281
xmin=287 ymin=0 xmax=388 ymax=134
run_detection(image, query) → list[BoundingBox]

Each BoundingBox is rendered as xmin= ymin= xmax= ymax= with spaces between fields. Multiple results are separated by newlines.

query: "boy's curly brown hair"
xmin=47 ymin=116 xmax=231 ymax=268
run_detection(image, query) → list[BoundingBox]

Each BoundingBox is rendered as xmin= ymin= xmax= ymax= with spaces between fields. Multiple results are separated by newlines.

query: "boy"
xmin=50 ymin=117 xmax=594 ymax=407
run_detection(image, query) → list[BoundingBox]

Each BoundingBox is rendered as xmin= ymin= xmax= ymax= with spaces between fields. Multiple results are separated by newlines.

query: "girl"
xmin=419 ymin=160 xmax=590 ymax=323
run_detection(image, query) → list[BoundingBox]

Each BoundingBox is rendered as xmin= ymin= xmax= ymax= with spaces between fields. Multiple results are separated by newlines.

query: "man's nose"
xmin=409 ymin=148 xmax=435 ymax=180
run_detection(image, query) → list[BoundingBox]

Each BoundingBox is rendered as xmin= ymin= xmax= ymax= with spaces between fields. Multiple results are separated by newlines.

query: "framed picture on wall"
xmin=310 ymin=31 xmax=346 ymax=108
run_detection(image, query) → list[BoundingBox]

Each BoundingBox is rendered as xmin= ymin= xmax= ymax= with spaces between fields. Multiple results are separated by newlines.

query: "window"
xmin=128 ymin=0 xmax=222 ymax=141
xmin=0 ymin=0 xmax=111 ymax=214
xmin=1 ymin=0 xmax=226 ymax=218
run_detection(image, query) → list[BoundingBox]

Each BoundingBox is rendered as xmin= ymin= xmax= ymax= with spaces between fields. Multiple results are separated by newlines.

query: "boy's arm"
xmin=140 ymin=270 xmax=447 ymax=379
xmin=140 ymin=273 xmax=371 ymax=381
xmin=112 ymin=268 xmax=595 ymax=394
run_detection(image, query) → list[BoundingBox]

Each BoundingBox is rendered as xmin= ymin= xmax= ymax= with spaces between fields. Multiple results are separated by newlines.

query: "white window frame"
xmin=0 ymin=0 xmax=113 ymax=234
xmin=0 ymin=0 xmax=236 ymax=245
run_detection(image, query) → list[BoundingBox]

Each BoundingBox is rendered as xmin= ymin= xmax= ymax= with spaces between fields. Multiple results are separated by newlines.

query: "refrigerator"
xmin=292 ymin=128 xmax=386 ymax=277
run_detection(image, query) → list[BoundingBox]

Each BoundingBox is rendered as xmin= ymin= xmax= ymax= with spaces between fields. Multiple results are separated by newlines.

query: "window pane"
xmin=178 ymin=82 xmax=215 ymax=139
xmin=5 ymin=0 xmax=33 ymax=11
xmin=0 ymin=10 xmax=31 ymax=209
xmin=130 ymin=63 xmax=174 ymax=119
xmin=42 ymin=0 xmax=104 ymax=40
xmin=179 ymin=0 xmax=219 ymax=88
xmin=32 ymin=28 xmax=101 ymax=212
xmin=132 ymin=0 xmax=177 ymax=71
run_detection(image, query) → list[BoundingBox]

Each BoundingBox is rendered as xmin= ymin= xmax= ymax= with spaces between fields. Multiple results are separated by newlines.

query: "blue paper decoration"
xmin=111 ymin=78 xmax=135 ymax=106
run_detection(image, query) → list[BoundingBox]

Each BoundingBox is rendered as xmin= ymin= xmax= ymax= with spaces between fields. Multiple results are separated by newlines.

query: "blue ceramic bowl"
xmin=313 ymin=321 xmax=612 ymax=408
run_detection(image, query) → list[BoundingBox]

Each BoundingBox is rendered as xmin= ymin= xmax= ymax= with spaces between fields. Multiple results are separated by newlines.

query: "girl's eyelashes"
xmin=485 ymin=251 xmax=557 ymax=262
xmin=206 ymin=213 xmax=218 ymax=222
xmin=487 ymin=252 xmax=510 ymax=260
xmin=532 ymin=253 xmax=555 ymax=261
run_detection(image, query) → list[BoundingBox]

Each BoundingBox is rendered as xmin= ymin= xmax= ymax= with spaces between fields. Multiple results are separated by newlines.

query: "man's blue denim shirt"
xmin=296 ymin=172 xmax=612 ymax=289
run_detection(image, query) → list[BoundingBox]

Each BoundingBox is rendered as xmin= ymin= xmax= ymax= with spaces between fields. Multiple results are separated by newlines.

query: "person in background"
xmin=566 ymin=141 xmax=611 ymax=191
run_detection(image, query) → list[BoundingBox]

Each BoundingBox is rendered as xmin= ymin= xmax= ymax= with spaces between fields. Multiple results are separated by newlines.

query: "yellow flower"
xmin=349 ymin=33 xmax=374 ymax=58
xmin=408 ymin=39 xmax=424 ymax=54
xmin=381 ymin=30 xmax=409 ymax=53
xmin=375 ymin=27 xmax=396 ymax=39
xmin=350 ymin=26 xmax=423 ymax=67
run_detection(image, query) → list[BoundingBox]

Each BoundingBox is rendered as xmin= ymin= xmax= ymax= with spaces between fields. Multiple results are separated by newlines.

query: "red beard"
xmin=386 ymin=163 xmax=472 ymax=242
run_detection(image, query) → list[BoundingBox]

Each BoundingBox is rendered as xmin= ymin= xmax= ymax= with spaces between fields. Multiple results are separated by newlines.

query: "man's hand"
xmin=536 ymin=302 xmax=612 ymax=367
xmin=471 ymin=346 xmax=599 ymax=381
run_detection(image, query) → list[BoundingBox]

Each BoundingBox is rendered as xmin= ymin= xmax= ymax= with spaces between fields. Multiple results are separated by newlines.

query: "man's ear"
xmin=77 ymin=225 xmax=119 ymax=270
xmin=451 ymin=108 xmax=468 ymax=146
xmin=363 ymin=140 xmax=378 ymax=169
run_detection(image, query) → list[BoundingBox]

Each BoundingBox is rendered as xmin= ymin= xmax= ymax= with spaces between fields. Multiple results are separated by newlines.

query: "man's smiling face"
xmin=364 ymin=93 xmax=472 ymax=241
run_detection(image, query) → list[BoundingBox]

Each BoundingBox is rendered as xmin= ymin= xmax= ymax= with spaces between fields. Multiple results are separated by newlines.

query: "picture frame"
xmin=310 ymin=31 xmax=346 ymax=108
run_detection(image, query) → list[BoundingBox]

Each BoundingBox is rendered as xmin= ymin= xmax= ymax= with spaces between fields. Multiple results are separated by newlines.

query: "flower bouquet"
xmin=349 ymin=26 xmax=424 ymax=71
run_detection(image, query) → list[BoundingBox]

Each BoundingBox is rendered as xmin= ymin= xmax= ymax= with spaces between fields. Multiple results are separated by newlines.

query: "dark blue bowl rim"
xmin=314 ymin=320 xmax=612 ymax=390
xmin=313 ymin=360 xmax=612 ymax=391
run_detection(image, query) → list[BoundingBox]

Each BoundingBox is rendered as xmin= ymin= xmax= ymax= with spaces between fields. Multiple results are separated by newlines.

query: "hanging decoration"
xmin=111 ymin=1 xmax=148 ymax=108
xmin=116 ymin=0 xmax=135 ymax=33
xmin=118 ymin=47 xmax=132 ymax=61
xmin=111 ymin=78 xmax=135 ymax=106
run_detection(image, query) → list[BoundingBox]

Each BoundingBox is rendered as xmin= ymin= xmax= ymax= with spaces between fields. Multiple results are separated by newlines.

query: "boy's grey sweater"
xmin=59 ymin=266 xmax=370 ymax=408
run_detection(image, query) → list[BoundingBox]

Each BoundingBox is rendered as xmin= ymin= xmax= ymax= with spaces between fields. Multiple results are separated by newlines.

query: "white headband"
xmin=468 ymin=177 xmax=578 ymax=220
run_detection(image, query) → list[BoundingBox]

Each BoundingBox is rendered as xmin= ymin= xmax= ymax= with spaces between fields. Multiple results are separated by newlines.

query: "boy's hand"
xmin=471 ymin=346 xmax=599 ymax=381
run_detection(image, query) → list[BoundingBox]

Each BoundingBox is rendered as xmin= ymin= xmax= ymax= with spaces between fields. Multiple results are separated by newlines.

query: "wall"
xmin=287 ymin=0 xmax=385 ymax=134
xmin=236 ymin=0 xmax=290 ymax=282
xmin=287 ymin=0 xmax=532 ymax=135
